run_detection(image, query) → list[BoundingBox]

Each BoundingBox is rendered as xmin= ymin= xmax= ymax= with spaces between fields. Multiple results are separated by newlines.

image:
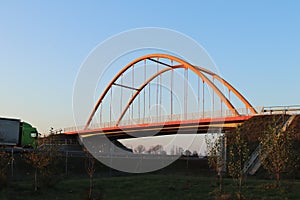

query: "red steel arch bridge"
xmin=65 ymin=54 xmax=259 ymax=138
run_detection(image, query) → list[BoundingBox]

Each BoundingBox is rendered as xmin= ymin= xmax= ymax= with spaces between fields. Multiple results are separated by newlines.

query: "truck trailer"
xmin=0 ymin=117 xmax=38 ymax=148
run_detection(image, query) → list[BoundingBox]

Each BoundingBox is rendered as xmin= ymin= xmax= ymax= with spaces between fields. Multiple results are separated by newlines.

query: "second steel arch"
xmin=85 ymin=54 xmax=256 ymax=129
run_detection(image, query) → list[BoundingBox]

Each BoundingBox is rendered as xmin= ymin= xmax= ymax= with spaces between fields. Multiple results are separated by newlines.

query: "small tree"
xmin=184 ymin=149 xmax=192 ymax=157
xmin=25 ymin=140 xmax=60 ymax=191
xmin=205 ymin=134 xmax=226 ymax=194
xmin=134 ymin=145 xmax=146 ymax=154
xmin=259 ymin=118 xmax=298 ymax=187
xmin=227 ymin=126 xmax=249 ymax=198
xmin=85 ymin=152 xmax=95 ymax=200
xmin=192 ymin=151 xmax=199 ymax=157
xmin=147 ymin=144 xmax=164 ymax=154
xmin=25 ymin=147 xmax=50 ymax=191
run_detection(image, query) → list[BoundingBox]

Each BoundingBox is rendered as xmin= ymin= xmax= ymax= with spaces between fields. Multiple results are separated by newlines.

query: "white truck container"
xmin=0 ymin=117 xmax=21 ymax=146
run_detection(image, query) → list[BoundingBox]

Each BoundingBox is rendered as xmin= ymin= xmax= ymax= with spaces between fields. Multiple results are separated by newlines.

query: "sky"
xmin=1 ymin=1 xmax=300 ymax=137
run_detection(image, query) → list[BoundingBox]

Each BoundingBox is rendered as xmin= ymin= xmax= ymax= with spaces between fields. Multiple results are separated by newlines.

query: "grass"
xmin=2 ymin=154 xmax=300 ymax=199
xmin=2 ymin=174 xmax=300 ymax=200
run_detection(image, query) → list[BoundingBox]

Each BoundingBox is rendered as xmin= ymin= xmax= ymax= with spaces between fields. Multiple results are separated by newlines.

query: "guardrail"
xmin=260 ymin=105 xmax=300 ymax=115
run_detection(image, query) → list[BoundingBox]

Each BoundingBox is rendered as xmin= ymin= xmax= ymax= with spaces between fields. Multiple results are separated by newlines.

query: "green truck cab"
xmin=21 ymin=122 xmax=38 ymax=148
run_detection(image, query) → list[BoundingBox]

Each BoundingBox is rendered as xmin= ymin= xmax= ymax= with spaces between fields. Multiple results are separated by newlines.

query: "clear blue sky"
xmin=1 ymin=1 xmax=300 ymax=133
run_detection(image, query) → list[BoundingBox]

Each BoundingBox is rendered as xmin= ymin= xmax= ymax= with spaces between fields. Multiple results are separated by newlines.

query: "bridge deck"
xmin=65 ymin=115 xmax=252 ymax=139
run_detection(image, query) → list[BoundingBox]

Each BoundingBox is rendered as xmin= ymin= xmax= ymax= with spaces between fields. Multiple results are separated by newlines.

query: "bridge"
xmin=64 ymin=53 xmax=259 ymax=138
xmin=62 ymin=53 xmax=300 ymax=174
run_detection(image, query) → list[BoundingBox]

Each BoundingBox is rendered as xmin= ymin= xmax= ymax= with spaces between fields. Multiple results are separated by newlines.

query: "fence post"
xmin=65 ymin=151 xmax=68 ymax=176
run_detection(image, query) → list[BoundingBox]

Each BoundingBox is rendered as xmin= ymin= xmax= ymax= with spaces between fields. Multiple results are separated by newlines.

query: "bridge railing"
xmin=260 ymin=105 xmax=300 ymax=115
xmin=116 ymin=107 xmax=260 ymax=127
xmin=64 ymin=106 xmax=261 ymax=133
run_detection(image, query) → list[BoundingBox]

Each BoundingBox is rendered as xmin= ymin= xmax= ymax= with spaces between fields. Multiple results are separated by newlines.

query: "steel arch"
xmin=194 ymin=66 xmax=257 ymax=115
xmin=85 ymin=54 xmax=256 ymax=129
